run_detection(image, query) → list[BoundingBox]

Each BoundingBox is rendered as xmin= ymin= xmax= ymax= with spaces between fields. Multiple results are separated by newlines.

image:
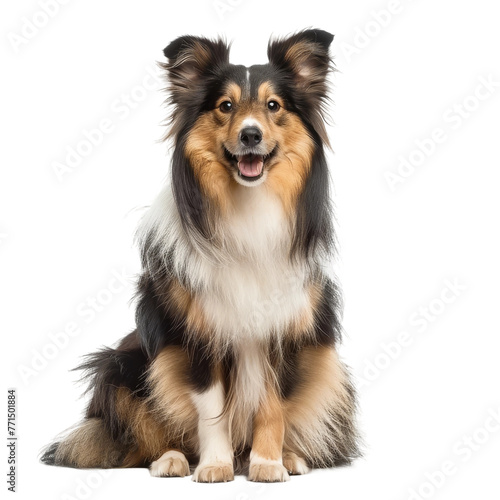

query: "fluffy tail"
xmin=40 ymin=330 xmax=149 ymax=469
xmin=40 ymin=418 xmax=126 ymax=468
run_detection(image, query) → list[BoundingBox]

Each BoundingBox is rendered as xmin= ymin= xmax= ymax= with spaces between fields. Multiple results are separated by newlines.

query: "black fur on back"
xmin=134 ymin=271 xmax=221 ymax=392
xmin=77 ymin=330 xmax=149 ymax=440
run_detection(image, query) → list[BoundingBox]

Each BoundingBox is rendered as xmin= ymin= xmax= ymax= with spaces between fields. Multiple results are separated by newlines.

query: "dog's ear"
xmin=163 ymin=35 xmax=230 ymax=91
xmin=267 ymin=29 xmax=333 ymax=85
xmin=268 ymin=29 xmax=334 ymax=146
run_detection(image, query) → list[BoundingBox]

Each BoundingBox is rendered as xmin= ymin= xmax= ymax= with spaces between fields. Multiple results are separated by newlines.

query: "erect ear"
xmin=162 ymin=35 xmax=230 ymax=91
xmin=267 ymin=29 xmax=333 ymax=87
xmin=268 ymin=29 xmax=334 ymax=146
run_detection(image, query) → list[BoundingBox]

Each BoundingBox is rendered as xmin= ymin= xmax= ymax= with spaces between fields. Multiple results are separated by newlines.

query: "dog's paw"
xmin=282 ymin=452 xmax=310 ymax=475
xmin=149 ymin=450 xmax=190 ymax=478
xmin=248 ymin=457 xmax=290 ymax=482
xmin=192 ymin=461 xmax=234 ymax=483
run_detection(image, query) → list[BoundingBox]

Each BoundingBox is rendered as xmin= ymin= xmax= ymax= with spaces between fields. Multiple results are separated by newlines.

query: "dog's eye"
xmin=267 ymin=101 xmax=280 ymax=112
xmin=219 ymin=101 xmax=233 ymax=113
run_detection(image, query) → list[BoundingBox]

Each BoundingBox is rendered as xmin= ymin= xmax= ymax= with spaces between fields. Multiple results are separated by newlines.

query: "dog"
xmin=41 ymin=28 xmax=359 ymax=482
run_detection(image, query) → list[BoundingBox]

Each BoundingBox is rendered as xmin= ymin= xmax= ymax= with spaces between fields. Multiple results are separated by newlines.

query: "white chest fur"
xmin=139 ymin=184 xmax=310 ymax=342
xmin=193 ymin=185 xmax=309 ymax=342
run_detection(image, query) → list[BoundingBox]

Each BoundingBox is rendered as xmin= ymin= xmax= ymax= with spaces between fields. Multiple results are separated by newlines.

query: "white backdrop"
xmin=2 ymin=1 xmax=500 ymax=499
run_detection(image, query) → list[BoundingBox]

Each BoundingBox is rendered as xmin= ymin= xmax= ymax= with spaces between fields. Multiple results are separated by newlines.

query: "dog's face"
xmin=186 ymin=65 xmax=319 ymax=191
xmin=210 ymin=75 xmax=291 ymax=187
xmin=163 ymin=30 xmax=333 ymax=206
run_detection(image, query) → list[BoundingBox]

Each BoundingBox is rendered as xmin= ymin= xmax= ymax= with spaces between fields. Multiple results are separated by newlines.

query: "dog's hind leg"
xmin=283 ymin=345 xmax=360 ymax=468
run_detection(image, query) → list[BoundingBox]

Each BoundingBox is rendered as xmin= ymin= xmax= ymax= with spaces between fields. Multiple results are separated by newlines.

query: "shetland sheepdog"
xmin=41 ymin=29 xmax=359 ymax=482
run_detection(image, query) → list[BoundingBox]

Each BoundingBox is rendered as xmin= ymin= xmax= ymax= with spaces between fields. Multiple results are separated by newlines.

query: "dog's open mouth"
xmin=224 ymin=148 xmax=277 ymax=182
xmin=238 ymin=154 xmax=263 ymax=179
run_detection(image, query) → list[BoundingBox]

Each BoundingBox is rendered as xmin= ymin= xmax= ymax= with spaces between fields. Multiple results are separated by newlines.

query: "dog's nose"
xmin=240 ymin=127 xmax=262 ymax=148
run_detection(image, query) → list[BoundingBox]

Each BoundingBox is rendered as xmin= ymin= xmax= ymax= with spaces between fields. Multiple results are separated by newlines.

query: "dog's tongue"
xmin=238 ymin=154 xmax=263 ymax=177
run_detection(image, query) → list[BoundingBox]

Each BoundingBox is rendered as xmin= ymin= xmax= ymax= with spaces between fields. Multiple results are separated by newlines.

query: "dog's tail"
xmin=40 ymin=418 xmax=126 ymax=469
xmin=40 ymin=331 xmax=150 ymax=469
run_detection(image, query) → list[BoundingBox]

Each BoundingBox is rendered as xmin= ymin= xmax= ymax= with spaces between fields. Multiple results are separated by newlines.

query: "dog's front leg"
xmin=248 ymin=390 xmax=290 ymax=482
xmin=191 ymin=381 xmax=234 ymax=482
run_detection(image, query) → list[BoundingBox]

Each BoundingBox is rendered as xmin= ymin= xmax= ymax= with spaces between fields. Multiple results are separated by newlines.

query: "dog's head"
xmin=163 ymin=29 xmax=332 ymax=185
xmin=162 ymin=30 xmax=334 ymax=256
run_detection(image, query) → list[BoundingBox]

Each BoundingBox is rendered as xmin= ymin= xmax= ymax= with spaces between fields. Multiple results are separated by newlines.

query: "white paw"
xmin=248 ymin=456 xmax=290 ymax=482
xmin=283 ymin=452 xmax=310 ymax=475
xmin=149 ymin=450 xmax=190 ymax=478
xmin=192 ymin=461 xmax=234 ymax=482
